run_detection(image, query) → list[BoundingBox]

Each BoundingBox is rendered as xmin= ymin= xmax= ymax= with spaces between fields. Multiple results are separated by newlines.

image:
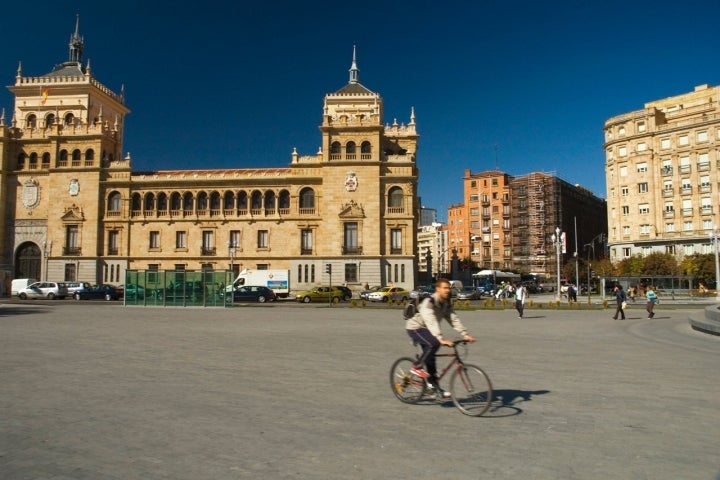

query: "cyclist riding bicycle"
xmin=406 ymin=278 xmax=475 ymax=398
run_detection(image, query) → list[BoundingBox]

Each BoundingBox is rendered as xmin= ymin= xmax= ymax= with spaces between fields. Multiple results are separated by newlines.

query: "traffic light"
xmin=325 ymin=264 xmax=332 ymax=274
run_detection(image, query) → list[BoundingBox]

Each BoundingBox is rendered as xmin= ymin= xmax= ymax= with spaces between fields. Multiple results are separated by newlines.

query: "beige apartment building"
xmin=0 ymin=22 xmax=419 ymax=293
xmin=604 ymin=84 xmax=720 ymax=261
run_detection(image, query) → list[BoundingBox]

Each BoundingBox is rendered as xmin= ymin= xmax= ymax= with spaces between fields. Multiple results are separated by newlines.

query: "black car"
xmin=74 ymin=284 xmax=124 ymax=301
xmin=333 ymin=285 xmax=353 ymax=301
xmin=227 ymin=285 xmax=277 ymax=303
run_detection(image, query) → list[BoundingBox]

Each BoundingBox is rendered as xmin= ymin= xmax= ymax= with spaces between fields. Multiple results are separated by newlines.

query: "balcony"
xmin=700 ymin=206 xmax=713 ymax=215
xmin=201 ymin=247 xmax=217 ymax=256
xmin=342 ymin=246 xmax=363 ymax=255
xmin=387 ymin=207 xmax=404 ymax=214
xmin=699 ymin=184 xmax=712 ymax=193
xmin=682 ymin=208 xmax=693 ymax=217
xmin=107 ymin=247 xmax=119 ymax=255
xmin=698 ymin=162 xmax=710 ymax=172
xmin=661 ymin=166 xmax=673 ymax=176
xmin=300 ymin=248 xmax=313 ymax=255
xmin=680 ymin=186 xmax=693 ymax=195
xmin=663 ymin=210 xmax=675 ymax=218
xmin=679 ymin=165 xmax=691 ymax=174
xmin=662 ymin=188 xmax=674 ymax=197
xmin=299 ymin=208 xmax=316 ymax=215
xmin=390 ymin=247 xmax=402 ymax=255
xmin=63 ymin=247 xmax=82 ymax=255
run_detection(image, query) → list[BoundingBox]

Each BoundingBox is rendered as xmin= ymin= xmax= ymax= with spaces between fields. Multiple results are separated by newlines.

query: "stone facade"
xmin=604 ymin=84 xmax=720 ymax=261
xmin=0 ymin=25 xmax=418 ymax=293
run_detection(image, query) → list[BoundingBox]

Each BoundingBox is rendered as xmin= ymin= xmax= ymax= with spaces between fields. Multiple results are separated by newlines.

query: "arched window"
xmin=264 ymin=191 xmax=276 ymax=211
xmin=346 ymin=141 xmax=356 ymax=159
xmin=238 ymin=191 xmax=248 ymax=211
xmin=17 ymin=153 xmax=26 ymax=169
xmin=64 ymin=113 xmax=74 ymax=126
xmin=85 ymin=149 xmax=95 ymax=162
xmin=45 ymin=114 xmax=55 ymax=128
xmin=144 ymin=193 xmax=156 ymax=212
xmin=196 ymin=192 xmax=208 ymax=212
xmin=108 ymin=192 xmax=122 ymax=212
xmin=278 ymin=190 xmax=290 ymax=210
xmin=183 ymin=192 xmax=194 ymax=212
xmin=26 ymin=114 xmax=37 ymax=129
xmin=330 ymin=142 xmax=341 ymax=159
xmin=60 ymin=150 xmax=68 ymax=161
xmin=170 ymin=192 xmax=182 ymax=211
xmin=299 ymin=187 xmax=315 ymax=209
xmin=361 ymin=141 xmax=372 ymax=159
xmin=223 ymin=191 xmax=235 ymax=210
xmin=388 ymin=186 xmax=404 ymax=210
xmin=41 ymin=152 xmax=51 ymax=168
xmin=29 ymin=153 xmax=38 ymax=169
xmin=131 ymin=193 xmax=142 ymax=211
xmin=251 ymin=191 xmax=262 ymax=210
xmin=72 ymin=149 xmax=81 ymax=165
xmin=157 ymin=193 xmax=168 ymax=212
xmin=210 ymin=191 xmax=221 ymax=211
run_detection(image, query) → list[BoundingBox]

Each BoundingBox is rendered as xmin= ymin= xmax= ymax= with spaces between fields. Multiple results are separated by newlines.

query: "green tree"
xmin=643 ymin=252 xmax=678 ymax=275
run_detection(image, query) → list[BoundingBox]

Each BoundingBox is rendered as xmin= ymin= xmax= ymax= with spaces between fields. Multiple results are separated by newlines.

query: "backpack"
xmin=403 ymin=296 xmax=434 ymax=319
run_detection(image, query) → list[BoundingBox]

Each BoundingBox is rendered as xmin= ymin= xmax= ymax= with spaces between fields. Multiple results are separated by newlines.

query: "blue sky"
xmin=3 ymin=1 xmax=720 ymax=221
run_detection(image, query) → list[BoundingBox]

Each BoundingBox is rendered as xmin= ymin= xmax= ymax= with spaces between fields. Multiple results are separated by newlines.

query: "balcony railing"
xmin=700 ymin=206 xmax=713 ymax=214
xmin=107 ymin=247 xmax=119 ymax=255
xmin=682 ymin=208 xmax=693 ymax=216
xmin=201 ymin=247 xmax=217 ymax=256
xmin=390 ymin=247 xmax=402 ymax=254
xmin=680 ymin=187 xmax=693 ymax=194
xmin=661 ymin=166 xmax=673 ymax=176
xmin=299 ymin=208 xmax=316 ymax=215
xmin=342 ymin=246 xmax=363 ymax=255
xmin=63 ymin=247 xmax=82 ymax=255
xmin=300 ymin=248 xmax=313 ymax=255
xmin=662 ymin=188 xmax=674 ymax=197
xmin=663 ymin=210 xmax=675 ymax=218
xmin=387 ymin=207 xmax=404 ymax=214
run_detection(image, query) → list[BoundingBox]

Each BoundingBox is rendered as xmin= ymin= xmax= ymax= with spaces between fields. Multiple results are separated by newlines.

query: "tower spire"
xmin=68 ymin=14 xmax=84 ymax=64
xmin=348 ymin=45 xmax=359 ymax=84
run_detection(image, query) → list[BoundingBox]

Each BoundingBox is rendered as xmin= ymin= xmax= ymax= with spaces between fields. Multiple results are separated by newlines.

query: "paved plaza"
xmin=1 ymin=300 xmax=719 ymax=480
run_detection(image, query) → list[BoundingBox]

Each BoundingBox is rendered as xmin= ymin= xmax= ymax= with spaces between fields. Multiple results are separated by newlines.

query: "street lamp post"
xmin=550 ymin=227 xmax=564 ymax=301
xmin=710 ymin=227 xmax=720 ymax=301
xmin=42 ymin=240 xmax=52 ymax=281
xmin=227 ymin=241 xmax=236 ymax=281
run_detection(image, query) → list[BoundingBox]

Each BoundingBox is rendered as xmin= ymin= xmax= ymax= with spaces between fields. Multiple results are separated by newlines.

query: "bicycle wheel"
xmin=449 ymin=364 xmax=493 ymax=416
xmin=389 ymin=357 xmax=426 ymax=404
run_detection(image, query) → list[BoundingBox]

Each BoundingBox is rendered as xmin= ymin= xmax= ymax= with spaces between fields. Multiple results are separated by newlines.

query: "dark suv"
xmin=333 ymin=285 xmax=353 ymax=301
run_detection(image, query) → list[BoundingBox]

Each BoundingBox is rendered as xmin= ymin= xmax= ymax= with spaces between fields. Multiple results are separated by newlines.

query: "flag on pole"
xmin=41 ymin=88 xmax=49 ymax=105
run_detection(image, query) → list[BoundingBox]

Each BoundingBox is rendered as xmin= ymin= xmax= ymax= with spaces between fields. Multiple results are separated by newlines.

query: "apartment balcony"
xmin=682 ymin=208 xmax=693 ymax=217
xmin=700 ymin=206 xmax=714 ymax=215
xmin=698 ymin=162 xmax=710 ymax=172
xmin=663 ymin=210 xmax=675 ymax=218
xmin=390 ymin=247 xmax=403 ymax=255
xmin=386 ymin=207 xmax=404 ymax=214
xmin=679 ymin=165 xmax=691 ymax=174
xmin=699 ymin=185 xmax=712 ymax=193
xmin=63 ymin=247 xmax=82 ymax=256
xmin=107 ymin=247 xmax=119 ymax=256
xmin=680 ymin=186 xmax=693 ymax=195
xmin=300 ymin=248 xmax=313 ymax=255
xmin=481 ymin=200 xmax=490 ymax=206
xmin=342 ymin=246 xmax=363 ymax=255
xmin=201 ymin=247 xmax=217 ymax=256
xmin=661 ymin=166 xmax=673 ymax=176
xmin=662 ymin=188 xmax=674 ymax=197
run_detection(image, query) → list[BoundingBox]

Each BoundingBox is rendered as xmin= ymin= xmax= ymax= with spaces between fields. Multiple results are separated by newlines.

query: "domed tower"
xmin=0 ymin=16 xmax=131 ymax=282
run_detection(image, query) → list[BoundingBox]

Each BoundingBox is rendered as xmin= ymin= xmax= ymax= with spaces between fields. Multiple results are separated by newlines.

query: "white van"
xmin=11 ymin=278 xmax=37 ymax=296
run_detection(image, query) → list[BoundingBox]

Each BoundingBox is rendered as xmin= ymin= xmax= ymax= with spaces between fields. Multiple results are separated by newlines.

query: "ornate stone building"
xmin=0 ymin=22 xmax=419 ymax=293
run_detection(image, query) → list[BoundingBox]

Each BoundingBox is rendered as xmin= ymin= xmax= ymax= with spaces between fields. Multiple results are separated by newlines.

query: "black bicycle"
xmin=390 ymin=340 xmax=493 ymax=416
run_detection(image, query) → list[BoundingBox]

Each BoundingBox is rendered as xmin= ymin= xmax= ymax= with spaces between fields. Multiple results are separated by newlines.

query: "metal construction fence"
xmin=124 ymin=270 xmax=232 ymax=307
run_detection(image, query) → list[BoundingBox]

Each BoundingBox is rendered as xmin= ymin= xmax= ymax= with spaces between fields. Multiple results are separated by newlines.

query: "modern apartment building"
xmin=447 ymin=169 xmax=606 ymax=280
xmin=604 ymin=84 xmax=720 ymax=261
xmin=0 ymin=21 xmax=419 ymax=292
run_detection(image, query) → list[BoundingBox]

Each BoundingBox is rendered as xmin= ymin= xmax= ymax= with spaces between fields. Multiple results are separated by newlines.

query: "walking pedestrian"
xmin=514 ymin=282 xmax=527 ymax=318
xmin=646 ymin=286 xmax=658 ymax=319
xmin=612 ymin=284 xmax=627 ymax=320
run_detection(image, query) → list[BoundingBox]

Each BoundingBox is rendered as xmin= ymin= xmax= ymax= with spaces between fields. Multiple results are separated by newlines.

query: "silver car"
xmin=17 ymin=281 xmax=69 ymax=300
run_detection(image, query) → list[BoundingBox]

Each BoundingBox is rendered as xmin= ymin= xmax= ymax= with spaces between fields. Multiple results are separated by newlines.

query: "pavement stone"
xmin=0 ymin=299 xmax=719 ymax=480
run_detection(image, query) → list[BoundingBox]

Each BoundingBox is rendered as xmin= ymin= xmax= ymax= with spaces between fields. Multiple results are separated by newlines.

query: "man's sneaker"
xmin=429 ymin=386 xmax=452 ymax=399
xmin=410 ymin=365 xmax=430 ymax=378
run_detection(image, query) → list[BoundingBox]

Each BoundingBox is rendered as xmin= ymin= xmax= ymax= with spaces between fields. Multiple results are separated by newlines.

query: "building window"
xmin=149 ymin=231 xmax=160 ymax=249
xmin=108 ymin=230 xmax=119 ymax=255
xmin=666 ymin=223 xmax=675 ymax=232
xmin=621 ymin=187 xmax=629 ymax=196
xmin=639 ymin=224 xmax=651 ymax=235
xmin=678 ymin=134 xmax=689 ymax=146
xmin=684 ymin=221 xmax=693 ymax=231
xmin=637 ymin=121 xmax=646 ymax=133
xmin=618 ymin=146 xmax=627 ymax=157
xmin=623 ymin=226 xmax=630 ymax=236
xmin=636 ymin=142 xmax=647 ymax=152
xmin=299 ymin=187 xmax=315 ymax=210
xmin=229 ymin=230 xmax=241 ymax=249
xmin=176 ymin=231 xmax=187 ymax=249
xmin=638 ymin=182 xmax=648 ymax=193
xmin=388 ymin=187 xmax=404 ymax=211
xmin=661 ymin=138 xmax=670 ymax=149
xmin=703 ymin=219 xmax=713 ymax=230
xmin=622 ymin=206 xmax=630 ymax=216
xmin=343 ymin=222 xmax=359 ymax=254
xmin=697 ymin=131 xmax=708 ymax=142
xmin=257 ymin=230 xmax=269 ymax=249
xmin=636 ymin=162 xmax=647 ymax=173
xmin=639 ymin=204 xmax=650 ymax=214
xmin=301 ymin=229 xmax=313 ymax=254
xmin=108 ymin=192 xmax=122 ymax=212
xmin=666 ymin=245 xmax=676 ymax=255
xmin=391 ymin=228 xmax=402 ymax=254
xmin=345 ymin=263 xmax=358 ymax=283
xmin=65 ymin=225 xmax=80 ymax=255
xmin=469 ymin=195 xmax=478 ymax=202
xmin=202 ymin=231 xmax=215 ymax=255
xmin=622 ymin=247 xmax=631 ymax=258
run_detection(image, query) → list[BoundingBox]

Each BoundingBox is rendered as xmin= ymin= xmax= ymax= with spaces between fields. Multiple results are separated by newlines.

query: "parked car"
xmin=295 ymin=286 xmax=345 ymax=303
xmin=124 ymin=283 xmax=146 ymax=300
xmin=367 ymin=286 xmax=410 ymax=302
xmin=409 ymin=285 xmax=434 ymax=300
xmin=456 ymin=286 xmax=482 ymax=300
xmin=64 ymin=282 xmax=92 ymax=295
xmin=160 ymin=281 xmax=206 ymax=301
xmin=227 ymin=285 xmax=277 ymax=303
xmin=17 ymin=281 xmax=68 ymax=300
xmin=74 ymin=284 xmax=124 ymax=301
xmin=359 ymin=285 xmax=382 ymax=300
xmin=11 ymin=278 xmax=37 ymax=296
xmin=333 ymin=285 xmax=353 ymax=301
